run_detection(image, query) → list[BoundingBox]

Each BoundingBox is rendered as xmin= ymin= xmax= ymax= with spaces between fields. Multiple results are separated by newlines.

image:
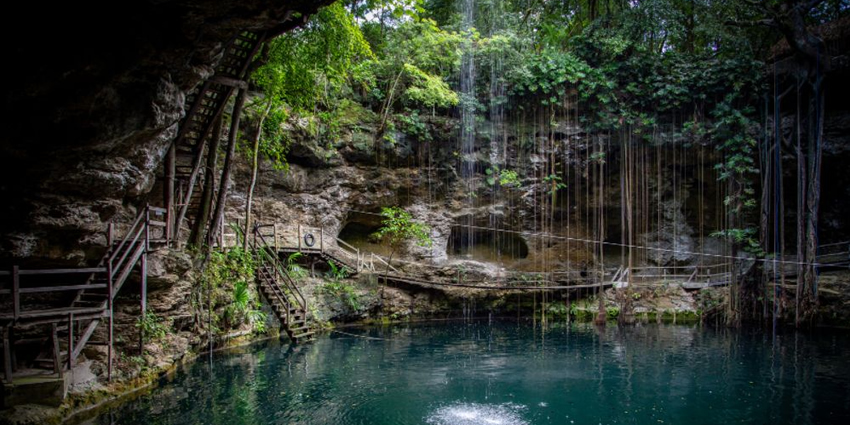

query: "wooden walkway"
xmin=234 ymin=221 xmax=747 ymax=293
xmin=763 ymin=241 xmax=850 ymax=277
xmin=0 ymin=32 xmax=272 ymax=393
xmin=0 ymin=206 xmax=166 ymax=384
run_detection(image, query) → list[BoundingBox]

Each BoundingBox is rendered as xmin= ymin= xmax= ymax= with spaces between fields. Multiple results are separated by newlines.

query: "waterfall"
xmin=460 ymin=0 xmax=476 ymax=253
xmin=486 ymin=0 xmax=507 ymax=264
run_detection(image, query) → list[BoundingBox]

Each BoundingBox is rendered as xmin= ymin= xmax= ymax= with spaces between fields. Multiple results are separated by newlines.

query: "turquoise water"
xmin=85 ymin=322 xmax=850 ymax=425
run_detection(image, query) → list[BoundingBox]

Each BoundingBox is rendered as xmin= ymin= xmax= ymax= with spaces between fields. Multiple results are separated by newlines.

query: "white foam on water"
xmin=425 ymin=402 xmax=528 ymax=425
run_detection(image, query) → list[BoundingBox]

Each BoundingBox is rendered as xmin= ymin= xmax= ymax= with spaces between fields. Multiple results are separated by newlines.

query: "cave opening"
xmin=337 ymin=216 xmax=393 ymax=257
xmin=448 ymin=225 xmax=529 ymax=264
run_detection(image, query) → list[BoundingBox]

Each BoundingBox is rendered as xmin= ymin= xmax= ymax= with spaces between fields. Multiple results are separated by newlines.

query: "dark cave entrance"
xmin=448 ymin=225 xmax=529 ymax=264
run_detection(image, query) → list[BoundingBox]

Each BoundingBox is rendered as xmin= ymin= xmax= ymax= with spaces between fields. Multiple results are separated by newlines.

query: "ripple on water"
xmin=425 ymin=402 xmax=528 ymax=425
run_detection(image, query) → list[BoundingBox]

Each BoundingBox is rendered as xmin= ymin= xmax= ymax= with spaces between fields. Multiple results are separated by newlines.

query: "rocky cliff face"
xmin=0 ymin=0 xmax=332 ymax=265
xmin=220 ymin=104 xmax=734 ymax=279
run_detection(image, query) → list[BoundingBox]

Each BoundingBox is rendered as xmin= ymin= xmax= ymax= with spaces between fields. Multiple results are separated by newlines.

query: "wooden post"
xmin=107 ymin=255 xmax=113 ymax=381
xmin=107 ymin=223 xmax=114 ymax=248
xmin=140 ymin=251 xmax=147 ymax=355
xmin=51 ymin=324 xmax=62 ymax=377
xmin=320 ymin=227 xmax=324 ymax=253
xmin=145 ymin=205 xmax=151 ymax=251
xmin=297 ymin=224 xmax=302 ymax=250
xmin=3 ymin=327 xmax=11 ymax=383
xmin=12 ymin=266 xmax=19 ymax=320
xmin=107 ymin=309 xmax=113 ymax=382
xmin=67 ymin=313 xmax=74 ymax=370
xmin=274 ymin=224 xmax=280 ymax=250
xmin=8 ymin=328 xmax=15 ymax=372
xmin=165 ymin=143 xmax=176 ymax=245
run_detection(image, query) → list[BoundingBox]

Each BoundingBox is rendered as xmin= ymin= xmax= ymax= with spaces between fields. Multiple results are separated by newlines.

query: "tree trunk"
xmin=189 ymin=116 xmax=223 ymax=248
xmin=795 ymin=79 xmax=806 ymax=326
xmin=207 ymin=88 xmax=248 ymax=248
xmin=244 ymin=101 xmax=273 ymax=250
xmin=801 ymin=77 xmax=824 ymax=324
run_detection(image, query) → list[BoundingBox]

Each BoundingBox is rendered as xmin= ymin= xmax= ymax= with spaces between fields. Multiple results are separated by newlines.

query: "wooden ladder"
xmin=168 ymin=31 xmax=265 ymax=241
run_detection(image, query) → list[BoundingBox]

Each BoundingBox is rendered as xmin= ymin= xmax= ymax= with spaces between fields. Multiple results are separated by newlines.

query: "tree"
xmin=737 ymin=0 xmax=832 ymax=325
xmin=362 ymin=18 xmax=462 ymax=139
xmin=243 ymin=3 xmax=373 ymax=246
xmin=371 ymin=206 xmax=432 ymax=283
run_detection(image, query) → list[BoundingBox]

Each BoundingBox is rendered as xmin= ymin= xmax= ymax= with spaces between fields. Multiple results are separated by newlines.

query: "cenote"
xmin=6 ymin=0 xmax=850 ymax=422
xmin=80 ymin=322 xmax=850 ymax=425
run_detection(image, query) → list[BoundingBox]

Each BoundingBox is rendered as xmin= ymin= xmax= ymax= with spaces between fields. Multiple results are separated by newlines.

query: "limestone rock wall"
xmin=0 ymin=0 xmax=333 ymax=265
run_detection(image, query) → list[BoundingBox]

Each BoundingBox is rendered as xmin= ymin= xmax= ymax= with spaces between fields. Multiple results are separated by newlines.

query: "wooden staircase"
xmin=168 ymin=31 xmax=265 ymax=240
xmin=252 ymin=226 xmax=315 ymax=343
xmin=1 ymin=206 xmax=166 ymax=383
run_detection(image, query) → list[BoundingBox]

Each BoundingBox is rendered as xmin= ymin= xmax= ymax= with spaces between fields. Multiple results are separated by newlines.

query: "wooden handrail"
xmin=0 ymin=284 xmax=107 ymax=295
xmin=111 ymin=225 xmax=144 ymax=277
xmin=253 ymin=228 xmax=308 ymax=315
xmin=108 ymin=209 xmax=146 ymax=265
xmin=17 ymin=267 xmax=106 ymax=275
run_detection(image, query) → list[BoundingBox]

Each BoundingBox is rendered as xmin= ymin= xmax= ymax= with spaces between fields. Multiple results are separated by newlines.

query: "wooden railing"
xmin=0 ymin=205 xmax=165 ymax=383
xmin=611 ymin=263 xmax=733 ymax=289
xmin=816 ymin=241 xmax=850 ymax=265
xmin=253 ymin=225 xmax=308 ymax=317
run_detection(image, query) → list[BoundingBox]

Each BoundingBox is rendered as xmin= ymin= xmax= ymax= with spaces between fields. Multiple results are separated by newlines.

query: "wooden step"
xmin=291 ymin=331 xmax=314 ymax=341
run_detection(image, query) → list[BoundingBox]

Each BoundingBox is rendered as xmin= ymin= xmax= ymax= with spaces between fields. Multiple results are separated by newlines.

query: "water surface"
xmin=85 ymin=321 xmax=850 ymax=424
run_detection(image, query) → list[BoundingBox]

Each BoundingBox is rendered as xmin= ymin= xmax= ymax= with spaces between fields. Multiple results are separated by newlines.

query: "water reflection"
xmin=82 ymin=322 xmax=850 ymax=425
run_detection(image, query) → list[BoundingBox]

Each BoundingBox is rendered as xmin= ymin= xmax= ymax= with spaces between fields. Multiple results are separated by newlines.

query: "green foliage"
xmin=326 ymin=260 xmax=350 ymax=281
xmin=136 ymin=311 xmax=169 ymax=342
xmin=711 ymin=228 xmax=764 ymax=256
xmin=363 ymin=18 xmax=461 ymax=127
xmin=499 ymin=169 xmax=520 ymax=187
xmin=250 ymin=3 xmax=372 ymax=169
xmin=197 ymin=247 xmax=260 ymax=333
xmin=372 ymin=206 xmax=432 ymax=249
xmin=321 ymin=281 xmax=361 ymax=312
xmin=589 ymin=152 xmax=607 ymax=164
xmin=232 ymin=281 xmax=250 ymax=311
xmin=247 ymin=309 xmax=267 ymax=334
xmin=402 ymin=63 xmax=459 ymax=108
xmin=286 ymin=252 xmax=308 ymax=279
xmin=542 ymin=174 xmax=567 ymax=194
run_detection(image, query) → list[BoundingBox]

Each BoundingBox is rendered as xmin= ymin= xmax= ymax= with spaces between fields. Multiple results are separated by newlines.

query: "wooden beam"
xmin=9 ymin=312 xmax=108 ymax=329
xmin=207 ymin=87 xmax=247 ymax=247
xmin=172 ymin=136 xmax=209 ymax=244
xmin=52 ymin=323 xmax=62 ymax=378
xmin=3 ymin=327 xmax=11 ymax=383
xmin=165 ymin=143 xmax=176 ymax=244
xmin=211 ymin=75 xmax=248 ymax=89
xmin=0 ymin=306 xmax=107 ymax=320
xmin=140 ymin=251 xmax=147 ymax=355
xmin=18 ymin=267 xmax=107 ymax=275
xmin=71 ymin=319 xmax=100 ymax=361
xmin=2 ymin=284 xmax=107 ymax=294
xmin=67 ymin=314 xmax=74 ymax=370
xmin=107 ymin=308 xmax=112 ymax=382
xmin=12 ymin=266 xmax=19 ymax=320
